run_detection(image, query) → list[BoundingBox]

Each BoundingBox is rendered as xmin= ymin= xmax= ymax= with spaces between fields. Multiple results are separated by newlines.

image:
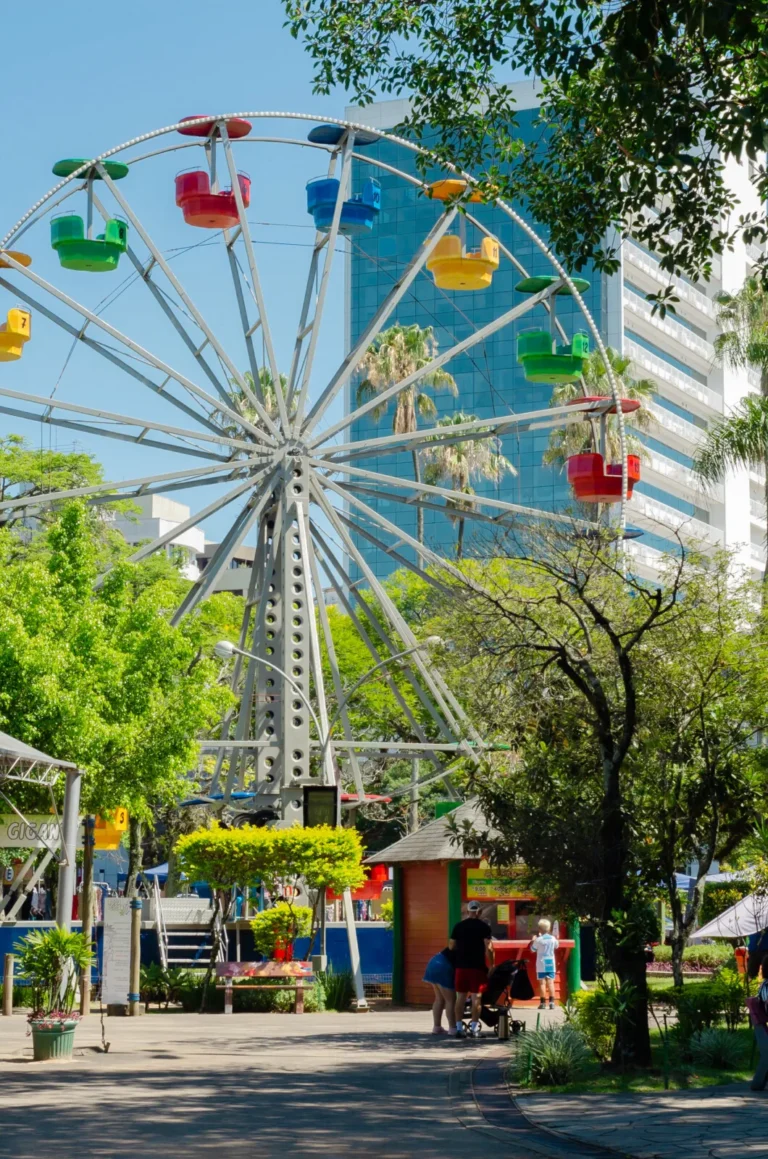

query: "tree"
xmin=227 ymin=368 xmax=296 ymax=432
xmin=357 ymin=323 xmax=458 ymax=561
xmin=282 ymin=0 xmax=768 ymax=297
xmin=422 ymin=412 xmax=514 ymax=557
xmin=434 ymin=531 xmax=768 ymax=1064
xmin=0 ymin=435 xmax=104 ymax=528
xmin=694 ymin=279 xmax=768 ymax=580
xmin=543 ymin=348 xmax=655 ymax=470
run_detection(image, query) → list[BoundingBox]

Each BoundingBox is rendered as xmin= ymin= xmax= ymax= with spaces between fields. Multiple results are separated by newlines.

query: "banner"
xmin=102 ymin=897 xmax=132 ymax=1006
xmin=0 ymin=814 xmax=82 ymax=849
xmin=465 ymin=866 xmax=534 ymax=901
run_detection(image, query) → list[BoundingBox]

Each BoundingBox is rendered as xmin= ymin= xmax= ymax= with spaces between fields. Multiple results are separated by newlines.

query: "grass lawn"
xmin=511 ymin=1025 xmax=755 ymax=1093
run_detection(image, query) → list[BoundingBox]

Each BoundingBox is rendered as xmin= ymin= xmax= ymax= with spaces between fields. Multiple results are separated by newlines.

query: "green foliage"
xmin=316 ymin=967 xmax=355 ymax=1012
xmin=282 ymin=0 xmax=768 ymax=289
xmin=514 ymin=1025 xmax=592 ymax=1087
xmin=380 ymin=899 xmax=394 ymax=929
xmin=700 ymin=882 xmax=753 ymax=926
xmin=0 ymin=981 xmax=33 ymax=1009
xmin=178 ymin=973 xmax=324 ymax=1014
xmin=568 ymin=989 xmax=615 ymax=1062
xmin=14 ymin=926 xmax=92 ymax=1016
xmin=652 ymin=970 xmax=754 ymax=1040
xmin=650 ymin=944 xmax=732 ymax=968
xmin=689 ymin=1028 xmax=745 ymax=1070
xmin=176 ymin=823 xmax=365 ymax=894
xmin=140 ymin=964 xmax=191 ymax=1009
xmin=250 ymin=903 xmax=313 ymax=957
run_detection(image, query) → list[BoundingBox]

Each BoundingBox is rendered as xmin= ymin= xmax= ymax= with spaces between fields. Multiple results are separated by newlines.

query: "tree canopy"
xmin=283 ymin=0 xmax=768 ymax=299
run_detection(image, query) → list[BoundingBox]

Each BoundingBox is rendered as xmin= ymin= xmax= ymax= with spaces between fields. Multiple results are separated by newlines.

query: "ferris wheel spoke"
xmin=0 ymin=253 xmax=270 ymax=444
xmin=310 ymin=281 xmax=562 ymax=448
xmin=89 ymin=187 xmax=237 ymax=415
xmin=310 ymin=523 xmax=462 ymax=752
xmin=315 ymin=457 xmax=580 ymax=528
xmin=0 ymin=277 xmax=227 ymax=436
xmin=0 ymin=458 xmax=254 ymax=515
xmin=310 ymin=476 xmax=474 ymax=744
xmin=285 ymin=141 xmax=341 ymax=404
xmin=333 ymin=507 xmax=452 ymax=595
xmin=99 ymin=472 xmax=268 ymax=587
xmin=218 ymin=125 xmax=288 ymax=433
xmin=302 ymin=207 xmax=459 ymax=438
xmin=0 ymin=385 xmax=254 ymax=457
xmin=96 ymin=169 xmax=278 ymax=438
xmin=316 ymin=402 xmax=598 ymax=463
xmin=291 ymin=133 xmax=355 ymax=432
xmin=171 ymin=472 xmax=277 ymax=625
xmin=224 ymin=241 xmax=267 ymax=408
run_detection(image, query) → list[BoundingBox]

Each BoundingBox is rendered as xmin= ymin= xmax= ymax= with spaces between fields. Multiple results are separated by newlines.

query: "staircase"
xmin=152 ymin=879 xmax=225 ymax=969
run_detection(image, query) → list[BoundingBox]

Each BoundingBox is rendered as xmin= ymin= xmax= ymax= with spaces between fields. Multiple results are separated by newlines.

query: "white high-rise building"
xmin=111 ymin=494 xmax=203 ymax=580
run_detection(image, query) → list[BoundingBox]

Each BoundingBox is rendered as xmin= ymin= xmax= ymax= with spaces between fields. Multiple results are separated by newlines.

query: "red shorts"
xmin=454 ymin=967 xmax=488 ymax=994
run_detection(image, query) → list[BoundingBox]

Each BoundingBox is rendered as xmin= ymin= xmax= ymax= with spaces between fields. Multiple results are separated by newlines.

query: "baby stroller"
xmin=462 ymin=958 xmax=533 ymax=1039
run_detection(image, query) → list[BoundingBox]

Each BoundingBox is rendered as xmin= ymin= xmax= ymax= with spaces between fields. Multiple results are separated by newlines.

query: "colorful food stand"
xmin=365 ymin=800 xmax=580 ymax=1005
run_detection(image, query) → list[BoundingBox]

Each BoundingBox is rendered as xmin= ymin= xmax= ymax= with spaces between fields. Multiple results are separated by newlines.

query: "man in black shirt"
xmin=448 ymin=901 xmax=493 ymax=1037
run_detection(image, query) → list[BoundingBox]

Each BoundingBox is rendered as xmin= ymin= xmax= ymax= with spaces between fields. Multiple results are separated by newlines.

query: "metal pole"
xmin=79 ymin=815 xmax=95 ymax=1016
xmin=56 ymin=767 xmax=82 ymax=931
xmin=341 ymin=887 xmax=367 ymax=1011
xmin=2 ymin=955 xmax=13 ymax=1015
xmin=409 ymin=758 xmax=420 ymax=833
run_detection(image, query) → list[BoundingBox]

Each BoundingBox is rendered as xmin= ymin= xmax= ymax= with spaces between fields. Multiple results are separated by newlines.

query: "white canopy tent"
xmin=695 ymin=891 xmax=768 ymax=941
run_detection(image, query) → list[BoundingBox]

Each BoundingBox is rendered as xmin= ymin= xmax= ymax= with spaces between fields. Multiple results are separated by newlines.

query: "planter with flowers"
xmin=14 ymin=926 xmax=92 ymax=1061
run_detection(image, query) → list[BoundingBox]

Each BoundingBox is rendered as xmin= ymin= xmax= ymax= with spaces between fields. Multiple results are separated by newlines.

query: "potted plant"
xmin=250 ymin=902 xmax=312 ymax=961
xmin=14 ymin=926 xmax=92 ymax=1061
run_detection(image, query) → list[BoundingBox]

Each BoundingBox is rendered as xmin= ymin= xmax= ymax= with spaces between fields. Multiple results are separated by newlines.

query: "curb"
xmin=507 ymin=1077 xmax=639 ymax=1159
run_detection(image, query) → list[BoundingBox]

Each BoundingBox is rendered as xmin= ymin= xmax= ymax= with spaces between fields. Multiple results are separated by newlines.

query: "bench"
xmin=215 ymin=961 xmax=315 ymax=1015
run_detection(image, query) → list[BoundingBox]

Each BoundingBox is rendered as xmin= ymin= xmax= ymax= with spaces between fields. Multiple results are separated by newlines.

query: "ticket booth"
xmin=365 ymin=800 xmax=580 ymax=1005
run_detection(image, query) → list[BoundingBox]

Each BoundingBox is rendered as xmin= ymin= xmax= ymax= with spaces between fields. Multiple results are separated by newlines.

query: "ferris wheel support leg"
xmin=56 ymin=767 xmax=82 ymax=932
xmin=342 ymin=887 xmax=368 ymax=1011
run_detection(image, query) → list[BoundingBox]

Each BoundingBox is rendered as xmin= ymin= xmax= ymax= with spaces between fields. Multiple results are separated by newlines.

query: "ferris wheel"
xmin=0 ymin=112 xmax=636 ymax=824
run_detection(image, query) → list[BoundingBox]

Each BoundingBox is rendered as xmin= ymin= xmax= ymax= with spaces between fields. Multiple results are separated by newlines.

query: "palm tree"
xmin=356 ymin=323 xmax=458 ymax=564
xmin=423 ymin=412 xmax=515 ymax=558
xmin=229 ymin=367 xmax=295 ymax=429
xmin=543 ymin=347 xmax=655 ymax=469
xmin=694 ymin=278 xmax=768 ymax=582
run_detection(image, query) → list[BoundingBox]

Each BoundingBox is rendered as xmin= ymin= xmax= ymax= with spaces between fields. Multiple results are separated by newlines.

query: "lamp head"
xmin=423 ymin=635 xmax=443 ymax=647
xmin=214 ymin=640 xmax=236 ymax=660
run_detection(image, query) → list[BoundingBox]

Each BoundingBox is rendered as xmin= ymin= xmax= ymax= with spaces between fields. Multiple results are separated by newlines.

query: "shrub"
xmin=250 ymin=903 xmax=312 ymax=958
xmin=710 ymin=968 xmax=751 ymax=1031
xmin=514 ymin=1025 xmax=592 ymax=1087
xmin=650 ymin=944 xmax=731 ymax=968
xmin=178 ymin=975 xmax=324 ymax=1014
xmin=317 ymin=967 xmax=355 ymax=1012
xmin=0 ymin=982 xmax=33 ymax=1009
xmin=569 ymin=989 xmax=615 ymax=1061
xmin=651 ymin=972 xmax=752 ymax=1040
xmin=700 ymin=881 xmax=752 ymax=926
xmin=140 ymin=964 xmax=191 ymax=1009
xmin=689 ymin=1028 xmax=744 ymax=1070
xmin=380 ymin=899 xmax=394 ymax=929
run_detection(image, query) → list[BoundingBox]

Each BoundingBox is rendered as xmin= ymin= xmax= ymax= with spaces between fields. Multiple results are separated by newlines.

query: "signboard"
xmin=102 ymin=897 xmax=132 ymax=1005
xmin=94 ymin=808 xmax=129 ymax=851
xmin=465 ymin=867 xmax=534 ymax=901
xmin=0 ymin=814 xmax=68 ymax=849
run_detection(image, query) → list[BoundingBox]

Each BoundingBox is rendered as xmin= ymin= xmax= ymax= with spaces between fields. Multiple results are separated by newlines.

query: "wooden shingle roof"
xmin=364 ymin=799 xmax=492 ymax=864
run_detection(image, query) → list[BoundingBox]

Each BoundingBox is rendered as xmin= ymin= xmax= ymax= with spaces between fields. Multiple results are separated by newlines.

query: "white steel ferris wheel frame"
xmin=0 ymin=112 xmax=631 ymax=826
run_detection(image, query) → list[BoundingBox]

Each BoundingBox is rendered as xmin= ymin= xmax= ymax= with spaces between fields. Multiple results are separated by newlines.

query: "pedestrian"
xmin=449 ymin=900 xmax=493 ymax=1038
xmin=422 ymin=946 xmax=456 ymax=1035
xmin=530 ymin=918 xmax=559 ymax=1010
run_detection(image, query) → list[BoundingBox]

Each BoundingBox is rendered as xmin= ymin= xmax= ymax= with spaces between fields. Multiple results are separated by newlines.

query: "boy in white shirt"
xmin=530 ymin=918 xmax=559 ymax=1010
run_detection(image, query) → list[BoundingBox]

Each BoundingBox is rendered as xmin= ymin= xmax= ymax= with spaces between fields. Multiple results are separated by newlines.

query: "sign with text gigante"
xmin=102 ymin=897 xmax=132 ymax=1006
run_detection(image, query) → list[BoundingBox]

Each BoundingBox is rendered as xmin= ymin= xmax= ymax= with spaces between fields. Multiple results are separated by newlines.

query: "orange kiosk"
xmin=366 ymin=801 xmax=580 ymax=1006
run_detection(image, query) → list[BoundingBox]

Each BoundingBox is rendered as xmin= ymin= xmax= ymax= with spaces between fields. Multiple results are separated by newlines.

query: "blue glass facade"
xmin=346 ymin=114 xmax=604 ymax=578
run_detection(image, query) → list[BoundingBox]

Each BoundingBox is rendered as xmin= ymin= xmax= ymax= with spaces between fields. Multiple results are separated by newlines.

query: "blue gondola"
xmin=306 ymin=176 xmax=381 ymax=235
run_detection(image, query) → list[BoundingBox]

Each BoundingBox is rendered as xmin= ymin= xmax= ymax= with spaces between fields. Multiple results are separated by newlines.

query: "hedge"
xmin=651 ymin=944 xmax=732 ymax=968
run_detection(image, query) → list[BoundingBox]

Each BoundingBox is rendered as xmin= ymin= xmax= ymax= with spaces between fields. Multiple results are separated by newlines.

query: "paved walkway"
xmin=515 ymin=1086 xmax=768 ymax=1158
xmin=0 ymin=1007 xmax=545 ymax=1159
xmin=1 ymin=1007 xmax=764 ymax=1158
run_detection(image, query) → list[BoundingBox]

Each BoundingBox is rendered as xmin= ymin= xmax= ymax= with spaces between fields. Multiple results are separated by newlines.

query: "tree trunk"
xmin=610 ymin=944 xmax=652 ymax=1068
xmin=79 ymin=816 xmax=95 ymax=1015
xmin=412 ymin=449 xmax=424 ymax=569
xmin=457 ymin=518 xmax=466 ymax=560
xmin=126 ymin=816 xmax=143 ymax=899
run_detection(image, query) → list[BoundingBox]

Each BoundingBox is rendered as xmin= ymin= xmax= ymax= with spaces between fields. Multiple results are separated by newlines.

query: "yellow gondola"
xmin=0 ymin=308 xmax=31 ymax=361
xmin=427 ymin=235 xmax=499 ymax=291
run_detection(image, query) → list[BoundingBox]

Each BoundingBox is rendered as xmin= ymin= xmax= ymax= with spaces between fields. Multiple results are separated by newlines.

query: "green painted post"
xmin=447 ymin=861 xmax=462 ymax=938
xmin=392 ymin=866 xmax=404 ymax=1005
xmin=566 ymin=914 xmax=582 ymax=996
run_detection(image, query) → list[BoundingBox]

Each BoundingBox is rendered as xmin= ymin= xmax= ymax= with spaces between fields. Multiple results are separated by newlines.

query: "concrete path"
xmin=0 ymin=1007 xmax=547 ymax=1159
xmin=515 ymin=1086 xmax=768 ymax=1159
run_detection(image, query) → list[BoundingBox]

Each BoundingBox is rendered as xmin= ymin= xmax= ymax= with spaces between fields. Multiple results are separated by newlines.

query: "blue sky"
xmin=0 ymin=0 xmax=356 ymax=541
